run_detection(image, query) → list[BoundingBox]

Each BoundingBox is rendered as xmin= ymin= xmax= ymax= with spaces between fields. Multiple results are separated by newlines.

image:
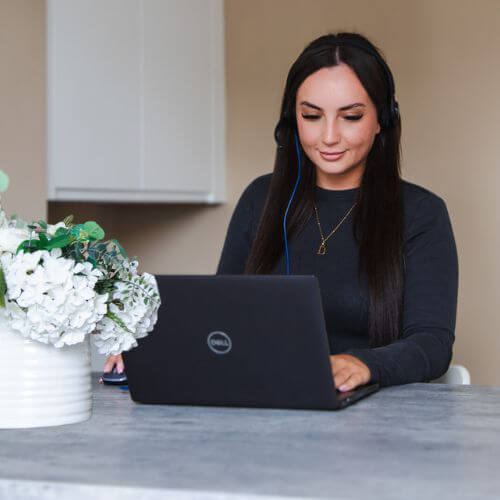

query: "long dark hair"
xmin=245 ymin=33 xmax=404 ymax=348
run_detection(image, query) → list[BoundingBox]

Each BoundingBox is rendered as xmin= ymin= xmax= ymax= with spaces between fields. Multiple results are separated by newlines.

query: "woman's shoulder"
xmin=237 ymin=173 xmax=273 ymax=206
xmin=245 ymin=173 xmax=273 ymax=194
xmin=402 ymin=180 xmax=448 ymax=213
xmin=401 ymin=180 xmax=452 ymax=235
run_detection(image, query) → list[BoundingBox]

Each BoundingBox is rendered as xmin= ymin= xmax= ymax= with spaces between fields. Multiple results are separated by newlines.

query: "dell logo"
xmin=207 ymin=331 xmax=232 ymax=355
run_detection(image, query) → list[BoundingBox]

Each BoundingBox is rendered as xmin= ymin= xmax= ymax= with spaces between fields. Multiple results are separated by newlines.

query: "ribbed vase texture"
xmin=0 ymin=322 xmax=92 ymax=428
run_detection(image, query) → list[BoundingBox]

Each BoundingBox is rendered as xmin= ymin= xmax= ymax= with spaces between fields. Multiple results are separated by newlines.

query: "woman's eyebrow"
xmin=299 ymin=101 xmax=366 ymax=111
xmin=300 ymin=100 xmax=322 ymax=110
xmin=338 ymin=102 xmax=366 ymax=111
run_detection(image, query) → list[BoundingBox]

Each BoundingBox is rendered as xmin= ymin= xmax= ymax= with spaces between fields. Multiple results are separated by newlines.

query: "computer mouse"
xmin=100 ymin=367 xmax=128 ymax=385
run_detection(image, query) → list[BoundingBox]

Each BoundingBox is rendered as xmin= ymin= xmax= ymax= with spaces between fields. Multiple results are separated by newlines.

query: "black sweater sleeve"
xmin=345 ymin=194 xmax=459 ymax=386
xmin=216 ymin=179 xmax=257 ymax=274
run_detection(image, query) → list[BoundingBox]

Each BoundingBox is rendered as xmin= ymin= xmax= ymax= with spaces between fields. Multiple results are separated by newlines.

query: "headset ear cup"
xmin=274 ymin=115 xmax=294 ymax=147
xmin=392 ymin=100 xmax=400 ymax=124
xmin=379 ymin=107 xmax=390 ymax=129
xmin=380 ymin=98 xmax=399 ymax=129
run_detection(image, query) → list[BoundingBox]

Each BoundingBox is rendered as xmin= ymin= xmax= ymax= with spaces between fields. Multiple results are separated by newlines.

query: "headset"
xmin=335 ymin=38 xmax=400 ymax=129
xmin=283 ymin=131 xmax=302 ymax=275
xmin=282 ymin=39 xmax=399 ymax=274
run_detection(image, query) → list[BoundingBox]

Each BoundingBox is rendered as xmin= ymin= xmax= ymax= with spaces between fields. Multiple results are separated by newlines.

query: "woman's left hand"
xmin=330 ymin=354 xmax=371 ymax=392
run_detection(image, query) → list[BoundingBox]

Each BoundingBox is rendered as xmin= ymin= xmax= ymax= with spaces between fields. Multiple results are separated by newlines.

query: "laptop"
xmin=123 ymin=275 xmax=379 ymax=410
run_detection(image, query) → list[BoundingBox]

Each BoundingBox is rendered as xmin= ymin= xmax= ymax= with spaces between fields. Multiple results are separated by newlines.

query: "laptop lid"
xmin=123 ymin=275 xmax=377 ymax=410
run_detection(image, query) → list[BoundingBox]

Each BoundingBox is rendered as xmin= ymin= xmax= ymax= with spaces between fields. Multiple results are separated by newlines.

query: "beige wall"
xmin=3 ymin=0 xmax=500 ymax=384
xmin=0 ymin=0 xmax=46 ymax=220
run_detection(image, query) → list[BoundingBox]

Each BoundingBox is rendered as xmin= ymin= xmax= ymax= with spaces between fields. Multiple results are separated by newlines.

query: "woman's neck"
xmin=315 ymin=166 xmax=364 ymax=191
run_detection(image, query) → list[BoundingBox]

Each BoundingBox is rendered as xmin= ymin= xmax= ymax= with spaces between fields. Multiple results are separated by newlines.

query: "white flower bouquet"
xmin=0 ymin=173 xmax=160 ymax=356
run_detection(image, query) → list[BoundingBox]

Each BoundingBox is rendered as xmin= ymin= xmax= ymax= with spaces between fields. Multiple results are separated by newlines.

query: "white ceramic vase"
xmin=0 ymin=322 xmax=92 ymax=428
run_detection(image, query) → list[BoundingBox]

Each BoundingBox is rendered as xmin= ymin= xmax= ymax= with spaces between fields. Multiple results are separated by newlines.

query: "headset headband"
xmin=334 ymin=38 xmax=400 ymax=128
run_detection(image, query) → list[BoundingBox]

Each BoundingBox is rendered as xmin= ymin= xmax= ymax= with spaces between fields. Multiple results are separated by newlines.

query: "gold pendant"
xmin=317 ymin=241 xmax=327 ymax=255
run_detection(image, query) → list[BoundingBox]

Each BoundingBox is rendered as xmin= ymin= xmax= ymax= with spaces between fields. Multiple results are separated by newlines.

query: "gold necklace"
xmin=313 ymin=202 xmax=357 ymax=255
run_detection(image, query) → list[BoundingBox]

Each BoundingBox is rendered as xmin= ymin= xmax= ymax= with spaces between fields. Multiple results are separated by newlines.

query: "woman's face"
xmin=295 ymin=63 xmax=381 ymax=190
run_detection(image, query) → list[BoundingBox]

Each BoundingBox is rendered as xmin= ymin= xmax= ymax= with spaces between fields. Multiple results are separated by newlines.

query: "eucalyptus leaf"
xmin=106 ymin=310 xmax=132 ymax=333
xmin=83 ymin=221 xmax=105 ymax=241
xmin=0 ymin=171 xmax=9 ymax=193
xmin=110 ymin=239 xmax=127 ymax=258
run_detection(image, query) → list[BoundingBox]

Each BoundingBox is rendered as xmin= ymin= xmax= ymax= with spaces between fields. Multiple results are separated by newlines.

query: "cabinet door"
xmin=142 ymin=0 xmax=225 ymax=201
xmin=47 ymin=0 xmax=142 ymax=199
xmin=47 ymin=0 xmax=225 ymax=203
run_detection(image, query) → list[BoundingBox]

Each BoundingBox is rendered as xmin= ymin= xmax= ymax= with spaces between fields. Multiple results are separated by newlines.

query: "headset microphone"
xmin=283 ymin=131 xmax=302 ymax=275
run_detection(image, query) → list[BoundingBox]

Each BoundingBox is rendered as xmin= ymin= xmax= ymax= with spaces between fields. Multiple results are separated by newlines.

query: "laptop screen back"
xmin=123 ymin=275 xmax=339 ymax=410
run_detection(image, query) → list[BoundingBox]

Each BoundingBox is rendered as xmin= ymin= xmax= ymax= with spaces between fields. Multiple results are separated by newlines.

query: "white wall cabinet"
xmin=47 ymin=0 xmax=225 ymax=203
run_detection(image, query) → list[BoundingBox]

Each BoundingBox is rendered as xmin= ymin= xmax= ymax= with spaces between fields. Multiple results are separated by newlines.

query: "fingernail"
xmin=339 ymin=385 xmax=348 ymax=392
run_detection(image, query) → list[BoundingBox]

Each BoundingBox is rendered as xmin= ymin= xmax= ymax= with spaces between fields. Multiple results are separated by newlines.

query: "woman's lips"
xmin=319 ymin=150 xmax=346 ymax=161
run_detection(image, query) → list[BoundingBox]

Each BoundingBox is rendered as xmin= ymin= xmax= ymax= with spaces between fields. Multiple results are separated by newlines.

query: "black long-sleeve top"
xmin=216 ymin=173 xmax=459 ymax=387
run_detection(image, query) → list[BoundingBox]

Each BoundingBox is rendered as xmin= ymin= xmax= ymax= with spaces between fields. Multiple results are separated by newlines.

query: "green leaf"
xmin=37 ymin=220 xmax=48 ymax=230
xmin=111 ymin=299 xmax=125 ymax=311
xmin=46 ymin=234 xmax=71 ymax=249
xmin=63 ymin=215 xmax=74 ymax=227
xmin=110 ymin=239 xmax=127 ymax=258
xmin=38 ymin=232 xmax=49 ymax=247
xmin=0 ymin=170 xmax=9 ymax=193
xmin=70 ymin=224 xmax=83 ymax=236
xmin=0 ymin=265 xmax=6 ymax=307
xmin=16 ymin=241 xmax=27 ymax=254
xmin=106 ymin=310 xmax=132 ymax=333
xmin=55 ymin=227 xmax=68 ymax=237
xmin=83 ymin=221 xmax=105 ymax=241
xmin=17 ymin=239 xmax=40 ymax=253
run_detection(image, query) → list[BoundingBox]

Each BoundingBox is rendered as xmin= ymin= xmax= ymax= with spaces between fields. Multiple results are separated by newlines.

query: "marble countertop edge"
xmin=0 ymin=478 xmax=325 ymax=500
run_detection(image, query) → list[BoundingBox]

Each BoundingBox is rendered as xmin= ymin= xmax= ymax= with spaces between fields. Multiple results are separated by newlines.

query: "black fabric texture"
xmin=216 ymin=173 xmax=459 ymax=387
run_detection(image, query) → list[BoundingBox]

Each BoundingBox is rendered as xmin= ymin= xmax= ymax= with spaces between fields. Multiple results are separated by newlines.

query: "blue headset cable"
xmin=283 ymin=132 xmax=302 ymax=274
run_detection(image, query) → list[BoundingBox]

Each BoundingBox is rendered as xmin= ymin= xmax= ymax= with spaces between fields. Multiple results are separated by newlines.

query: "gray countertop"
xmin=1 ymin=376 xmax=500 ymax=500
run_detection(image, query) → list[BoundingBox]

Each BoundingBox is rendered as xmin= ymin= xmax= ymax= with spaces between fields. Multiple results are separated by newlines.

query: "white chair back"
xmin=432 ymin=364 xmax=471 ymax=385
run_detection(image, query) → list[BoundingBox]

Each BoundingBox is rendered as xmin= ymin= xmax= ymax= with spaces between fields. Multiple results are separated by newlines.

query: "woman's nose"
xmin=322 ymin=119 xmax=341 ymax=145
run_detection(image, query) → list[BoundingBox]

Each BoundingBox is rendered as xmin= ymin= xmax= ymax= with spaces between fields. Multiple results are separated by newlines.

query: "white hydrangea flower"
xmin=92 ymin=307 xmax=139 ymax=356
xmin=93 ymin=272 xmax=160 ymax=356
xmin=0 ymin=249 xmax=108 ymax=347
xmin=0 ymin=227 xmax=31 ymax=254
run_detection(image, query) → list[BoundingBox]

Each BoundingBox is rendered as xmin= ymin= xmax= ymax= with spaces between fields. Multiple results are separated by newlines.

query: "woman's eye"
xmin=301 ymin=114 xmax=321 ymax=120
xmin=344 ymin=115 xmax=363 ymax=121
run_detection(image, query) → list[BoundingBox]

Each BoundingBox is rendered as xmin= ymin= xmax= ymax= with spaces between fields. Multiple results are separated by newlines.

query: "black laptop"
xmin=123 ymin=275 xmax=379 ymax=410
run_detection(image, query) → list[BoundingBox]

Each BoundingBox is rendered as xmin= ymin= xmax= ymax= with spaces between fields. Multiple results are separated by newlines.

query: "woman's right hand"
xmin=103 ymin=354 xmax=125 ymax=374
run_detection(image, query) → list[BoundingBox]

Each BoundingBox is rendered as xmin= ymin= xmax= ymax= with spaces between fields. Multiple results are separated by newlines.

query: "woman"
xmin=104 ymin=32 xmax=458 ymax=392
xmin=216 ymin=32 xmax=458 ymax=392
